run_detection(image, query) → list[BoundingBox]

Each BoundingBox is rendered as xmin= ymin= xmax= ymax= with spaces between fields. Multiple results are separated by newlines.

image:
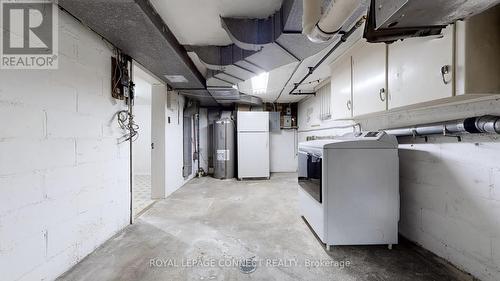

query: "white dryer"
xmin=298 ymin=131 xmax=399 ymax=249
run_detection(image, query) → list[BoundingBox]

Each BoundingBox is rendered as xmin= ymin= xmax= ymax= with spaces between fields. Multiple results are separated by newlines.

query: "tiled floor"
xmin=133 ymin=175 xmax=155 ymax=217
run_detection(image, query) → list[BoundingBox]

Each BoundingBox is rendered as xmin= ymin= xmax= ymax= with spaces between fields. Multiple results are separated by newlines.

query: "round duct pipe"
xmin=385 ymin=115 xmax=500 ymax=137
xmin=303 ymin=0 xmax=362 ymax=43
xmin=302 ymin=0 xmax=322 ymax=35
xmin=475 ymin=115 xmax=500 ymax=134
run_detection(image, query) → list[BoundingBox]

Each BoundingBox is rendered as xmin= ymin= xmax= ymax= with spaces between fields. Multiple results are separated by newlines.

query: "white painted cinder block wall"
xmin=298 ymin=95 xmax=500 ymax=281
xmin=297 ymin=93 xmax=356 ymax=142
xmin=0 ymin=11 xmax=130 ymax=281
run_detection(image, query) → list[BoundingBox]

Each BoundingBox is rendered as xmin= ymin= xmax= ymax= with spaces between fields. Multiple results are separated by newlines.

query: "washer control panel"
xmin=364 ymin=131 xmax=381 ymax=138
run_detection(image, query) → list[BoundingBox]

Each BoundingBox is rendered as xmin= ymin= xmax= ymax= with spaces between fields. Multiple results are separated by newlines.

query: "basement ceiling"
xmin=59 ymin=0 xmax=367 ymax=105
xmin=227 ymin=2 xmax=367 ymax=104
xmin=58 ymin=0 xmax=206 ymax=90
xmin=149 ymin=0 xmax=359 ymax=103
xmin=149 ymin=0 xmax=283 ymax=45
xmin=234 ymin=26 xmax=365 ymax=104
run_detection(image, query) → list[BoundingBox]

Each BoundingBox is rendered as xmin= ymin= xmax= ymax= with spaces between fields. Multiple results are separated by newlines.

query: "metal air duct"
xmin=363 ymin=0 xmax=500 ymax=43
xmin=303 ymin=0 xmax=363 ymax=43
xmin=181 ymin=88 xmax=262 ymax=107
xmin=58 ymin=0 xmax=235 ymax=107
xmin=185 ymin=45 xmax=258 ymax=72
xmin=58 ymin=0 xmax=205 ymax=90
xmin=189 ymin=0 xmax=367 ymax=92
xmin=192 ymin=0 xmax=334 ymax=74
xmin=219 ymin=1 xmax=332 ymax=55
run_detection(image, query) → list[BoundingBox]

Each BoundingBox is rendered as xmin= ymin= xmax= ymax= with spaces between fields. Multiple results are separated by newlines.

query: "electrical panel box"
xmin=111 ymin=56 xmax=132 ymax=102
xmin=167 ymin=90 xmax=178 ymax=110
xmin=283 ymin=116 xmax=292 ymax=128
xmin=269 ymin=112 xmax=281 ymax=132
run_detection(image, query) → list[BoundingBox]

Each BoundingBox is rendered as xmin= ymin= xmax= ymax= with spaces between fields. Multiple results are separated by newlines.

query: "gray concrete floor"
xmin=58 ymin=173 xmax=471 ymax=281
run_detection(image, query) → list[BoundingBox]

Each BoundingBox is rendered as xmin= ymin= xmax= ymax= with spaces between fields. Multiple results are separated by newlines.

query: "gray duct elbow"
xmin=303 ymin=0 xmax=361 ymax=43
xmin=475 ymin=115 xmax=500 ymax=134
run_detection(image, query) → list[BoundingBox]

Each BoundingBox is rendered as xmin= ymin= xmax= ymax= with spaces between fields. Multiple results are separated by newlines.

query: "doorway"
xmin=131 ymin=75 xmax=155 ymax=217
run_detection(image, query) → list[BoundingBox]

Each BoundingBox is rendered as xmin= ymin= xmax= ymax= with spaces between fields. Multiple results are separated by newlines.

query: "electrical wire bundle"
xmin=117 ymin=110 xmax=139 ymax=143
xmin=112 ymin=50 xmax=122 ymax=96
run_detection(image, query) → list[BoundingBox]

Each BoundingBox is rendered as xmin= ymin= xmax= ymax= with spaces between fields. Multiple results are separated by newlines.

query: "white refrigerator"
xmin=237 ymin=111 xmax=270 ymax=179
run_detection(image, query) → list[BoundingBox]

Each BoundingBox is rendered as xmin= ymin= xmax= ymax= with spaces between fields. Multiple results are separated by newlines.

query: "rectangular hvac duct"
xmin=58 ymin=0 xmax=206 ymax=90
xmin=373 ymin=0 xmax=499 ymax=29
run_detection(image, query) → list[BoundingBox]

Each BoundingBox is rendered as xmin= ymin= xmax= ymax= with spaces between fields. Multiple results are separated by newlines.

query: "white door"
xmin=388 ymin=25 xmax=454 ymax=109
xmin=238 ymin=132 xmax=270 ymax=178
xmin=352 ymin=40 xmax=387 ymax=116
xmin=151 ymin=85 xmax=166 ymax=199
xmin=331 ymin=53 xmax=353 ymax=120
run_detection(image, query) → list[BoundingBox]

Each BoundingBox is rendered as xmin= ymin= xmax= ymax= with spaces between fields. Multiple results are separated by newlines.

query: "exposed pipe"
xmin=298 ymin=123 xmax=361 ymax=133
xmin=195 ymin=112 xmax=201 ymax=175
xmin=385 ymin=115 xmax=500 ymax=137
xmin=303 ymin=0 xmax=362 ymax=43
xmin=128 ymin=57 xmax=135 ymax=225
xmin=274 ymin=60 xmax=302 ymax=102
xmin=289 ymin=17 xmax=365 ymax=96
xmin=302 ymin=0 xmax=322 ymax=36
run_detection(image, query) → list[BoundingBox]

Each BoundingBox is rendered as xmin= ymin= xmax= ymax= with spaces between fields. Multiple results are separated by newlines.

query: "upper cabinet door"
xmin=352 ymin=40 xmax=387 ymax=116
xmin=388 ymin=25 xmax=454 ymax=109
xmin=331 ymin=54 xmax=353 ymax=120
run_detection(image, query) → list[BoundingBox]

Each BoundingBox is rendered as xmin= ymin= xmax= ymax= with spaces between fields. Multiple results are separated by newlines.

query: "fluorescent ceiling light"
xmin=164 ymin=75 xmax=188 ymax=83
xmin=251 ymin=72 xmax=269 ymax=94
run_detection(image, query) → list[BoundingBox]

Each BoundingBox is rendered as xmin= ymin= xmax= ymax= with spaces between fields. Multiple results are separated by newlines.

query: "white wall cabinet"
xmin=455 ymin=6 xmax=500 ymax=96
xmin=352 ymin=40 xmax=387 ymax=116
xmin=388 ymin=26 xmax=454 ymax=109
xmin=327 ymin=8 xmax=499 ymax=119
xmin=331 ymin=53 xmax=353 ymax=120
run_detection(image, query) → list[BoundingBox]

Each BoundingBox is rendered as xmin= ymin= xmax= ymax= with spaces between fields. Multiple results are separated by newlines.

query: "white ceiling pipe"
xmin=303 ymin=0 xmax=361 ymax=43
xmin=302 ymin=0 xmax=322 ymax=35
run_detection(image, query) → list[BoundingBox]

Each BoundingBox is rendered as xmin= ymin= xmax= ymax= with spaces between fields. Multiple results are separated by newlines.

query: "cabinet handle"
xmin=441 ymin=65 xmax=451 ymax=85
xmin=346 ymin=100 xmax=352 ymax=111
xmin=379 ymin=88 xmax=386 ymax=102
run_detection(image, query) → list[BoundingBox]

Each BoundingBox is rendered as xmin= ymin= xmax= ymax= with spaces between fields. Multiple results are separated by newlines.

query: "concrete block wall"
xmin=297 ymin=96 xmax=500 ymax=281
xmin=297 ymin=93 xmax=356 ymax=142
xmin=0 ymin=11 xmax=130 ymax=281
xmin=397 ymin=134 xmax=500 ymax=281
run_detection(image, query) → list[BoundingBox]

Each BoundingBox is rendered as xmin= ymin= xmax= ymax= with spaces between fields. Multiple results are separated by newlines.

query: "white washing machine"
xmin=298 ymin=131 xmax=399 ymax=250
